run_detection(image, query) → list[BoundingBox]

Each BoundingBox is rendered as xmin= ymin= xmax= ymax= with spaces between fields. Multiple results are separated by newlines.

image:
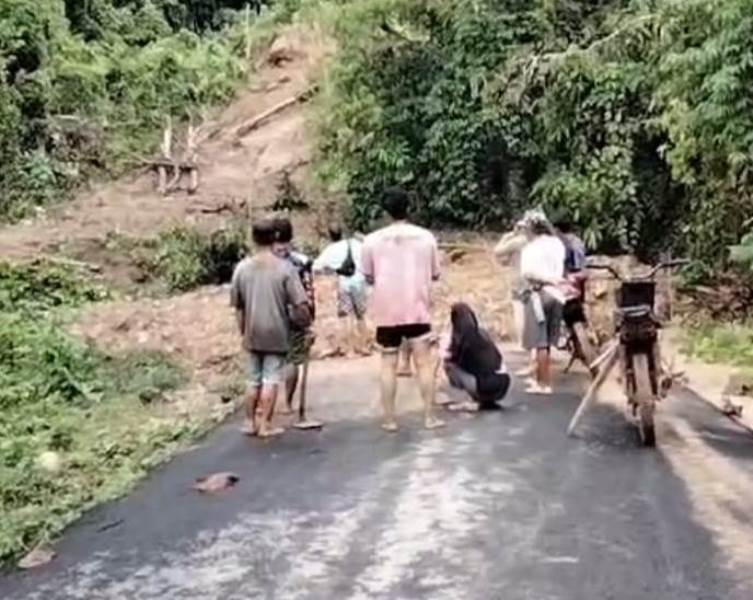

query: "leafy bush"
xmin=0 ymin=260 xmax=188 ymax=563
xmin=682 ymin=323 xmax=753 ymax=368
xmin=0 ymin=327 xmax=188 ymax=562
xmin=145 ymin=222 xmax=249 ymax=291
xmin=730 ymin=231 xmax=753 ymax=272
xmin=0 ymin=0 xmax=288 ymax=221
xmin=316 ymin=0 xmax=753 ymax=272
xmin=0 ymin=260 xmax=110 ymax=315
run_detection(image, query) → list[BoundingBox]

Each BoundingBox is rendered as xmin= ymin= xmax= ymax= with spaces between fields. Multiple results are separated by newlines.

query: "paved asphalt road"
xmin=4 ymin=353 xmax=753 ymax=600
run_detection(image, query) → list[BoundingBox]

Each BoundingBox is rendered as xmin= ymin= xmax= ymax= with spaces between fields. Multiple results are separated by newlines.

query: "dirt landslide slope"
xmin=0 ymin=22 xmax=517 ymax=411
xmin=0 ymin=26 xmax=330 ymax=262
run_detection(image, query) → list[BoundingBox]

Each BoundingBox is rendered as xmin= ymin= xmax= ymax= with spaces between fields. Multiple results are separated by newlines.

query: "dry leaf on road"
xmin=18 ymin=544 xmax=56 ymax=569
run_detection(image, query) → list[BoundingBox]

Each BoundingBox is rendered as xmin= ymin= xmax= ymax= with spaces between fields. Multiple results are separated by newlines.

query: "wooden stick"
xmin=158 ymin=117 xmax=173 ymax=195
xmin=590 ymin=338 xmax=619 ymax=371
xmin=437 ymin=242 xmax=490 ymax=252
xmin=188 ymin=168 xmax=199 ymax=195
xmin=147 ymin=159 xmax=198 ymax=170
xmin=235 ymin=86 xmax=317 ymax=138
xmin=567 ymin=342 xmax=620 ymax=436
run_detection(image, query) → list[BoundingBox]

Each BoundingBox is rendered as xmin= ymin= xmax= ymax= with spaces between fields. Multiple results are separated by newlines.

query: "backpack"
xmin=563 ymin=234 xmax=586 ymax=273
xmin=335 ymin=240 xmax=356 ymax=277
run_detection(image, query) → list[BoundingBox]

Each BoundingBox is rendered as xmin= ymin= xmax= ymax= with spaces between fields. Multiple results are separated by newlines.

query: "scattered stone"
xmin=36 ymin=451 xmax=63 ymax=474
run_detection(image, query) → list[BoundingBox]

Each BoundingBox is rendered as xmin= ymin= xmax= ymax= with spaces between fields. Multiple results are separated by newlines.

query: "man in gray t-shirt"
xmin=230 ymin=219 xmax=310 ymax=437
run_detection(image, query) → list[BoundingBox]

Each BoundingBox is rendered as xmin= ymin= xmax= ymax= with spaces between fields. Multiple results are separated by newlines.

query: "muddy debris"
xmin=193 ymin=472 xmax=240 ymax=493
xmin=18 ymin=544 xmax=56 ymax=570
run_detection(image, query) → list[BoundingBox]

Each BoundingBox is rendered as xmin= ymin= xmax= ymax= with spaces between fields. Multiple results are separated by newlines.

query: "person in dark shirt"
xmin=442 ymin=302 xmax=510 ymax=411
xmin=230 ymin=219 xmax=310 ymax=436
xmin=273 ymin=217 xmax=316 ymax=414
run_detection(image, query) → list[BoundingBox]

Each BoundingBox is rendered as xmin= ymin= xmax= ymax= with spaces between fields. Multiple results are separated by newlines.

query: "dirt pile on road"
xmin=71 ymin=248 xmax=514 ymax=381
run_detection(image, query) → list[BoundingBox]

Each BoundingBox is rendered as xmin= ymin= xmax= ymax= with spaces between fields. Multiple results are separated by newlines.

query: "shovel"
xmin=292 ymin=350 xmax=323 ymax=430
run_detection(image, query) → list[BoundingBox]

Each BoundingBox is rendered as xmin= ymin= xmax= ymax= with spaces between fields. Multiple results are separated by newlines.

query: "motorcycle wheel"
xmin=632 ymin=353 xmax=656 ymax=447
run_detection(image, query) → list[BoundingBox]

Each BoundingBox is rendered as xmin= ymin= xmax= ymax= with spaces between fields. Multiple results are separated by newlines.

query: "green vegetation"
xmin=0 ymin=0 xmax=287 ymax=220
xmin=314 ymin=0 xmax=753 ymax=274
xmin=0 ymin=260 xmax=110 ymax=314
xmin=682 ymin=323 xmax=753 ymax=369
xmin=138 ymin=221 xmax=249 ymax=291
xmin=0 ymin=261 xmax=193 ymax=563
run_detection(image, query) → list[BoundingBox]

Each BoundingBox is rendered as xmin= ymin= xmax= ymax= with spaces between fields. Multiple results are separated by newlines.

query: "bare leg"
xmin=345 ymin=316 xmax=357 ymax=357
xmin=379 ymin=350 xmax=399 ymax=431
xmin=412 ymin=339 xmax=445 ymax=429
xmin=242 ymin=386 xmax=261 ymax=435
xmin=340 ymin=316 xmax=352 ymax=356
xmin=397 ymin=342 xmax=412 ymax=376
xmin=355 ymin=318 xmax=370 ymax=355
xmin=512 ymin=299 xmax=525 ymax=345
xmin=516 ymin=349 xmax=537 ymax=377
xmin=527 ymin=348 xmax=553 ymax=394
xmin=537 ymin=348 xmax=551 ymax=387
xmin=284 ymin=364 xmax=299 ymax=414
xmin=258 ymin=383 xmax=284 ymax=437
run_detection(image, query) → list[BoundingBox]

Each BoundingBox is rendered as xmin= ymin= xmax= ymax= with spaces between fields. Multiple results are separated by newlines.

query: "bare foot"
xmin=435 ymin=393 xmax=454 ymax=406
xmin=526 ymin=382 xmax=553 ymax=395
xmin=424 ymin=416 xmax=446 ymax=430
xmin=278 ymin=406 xmax=293 ymax=416
xmin=381 ymin=421 xmax=399 ymax=433
xmin=448 ymin=401 xmax=479 ymax=412
xmin=257 ymin=426 xmax=285 ymax=438
xmin=240 ymin=421 xmax=257 ymax=436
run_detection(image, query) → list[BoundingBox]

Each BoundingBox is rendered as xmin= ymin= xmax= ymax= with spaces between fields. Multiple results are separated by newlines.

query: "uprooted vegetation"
xmin=0 ymin=0 xmax=292 ymax=221
xmin=133 ymin=221 xmax=249 ymax=292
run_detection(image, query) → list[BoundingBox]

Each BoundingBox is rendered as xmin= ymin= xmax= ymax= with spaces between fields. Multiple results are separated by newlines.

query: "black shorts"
xmin=376 ymin=323 xmax=431 ymax=349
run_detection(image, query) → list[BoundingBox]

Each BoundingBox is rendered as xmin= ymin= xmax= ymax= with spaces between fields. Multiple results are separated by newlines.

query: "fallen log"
xmin=145 ymin=158 xmax=198 ymax=171
xmin=438 ymin=242 xmax=490 ymax=252
xmin=235 ymin=86 xmax=318 ymax=138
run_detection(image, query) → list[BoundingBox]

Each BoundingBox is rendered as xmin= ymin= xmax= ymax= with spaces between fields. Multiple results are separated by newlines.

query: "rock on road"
xmin=4 ymin=353 xmax=753 ymax=600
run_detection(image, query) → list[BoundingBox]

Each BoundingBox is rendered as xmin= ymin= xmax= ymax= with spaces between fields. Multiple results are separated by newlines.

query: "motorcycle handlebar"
xmin=645 ymin=258 xmax=690 ymax=280
xmin=586 ymin=259 xmax=689 ymax=282
xmin=585 ymin=264 xmax=622 ymax=281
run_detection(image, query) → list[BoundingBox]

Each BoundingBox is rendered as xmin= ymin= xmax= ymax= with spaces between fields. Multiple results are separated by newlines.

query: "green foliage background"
xmin=0 ymin=0 xmax=284 ymax=220
xmin=315 ymin=0 xmax=753 ymax=273
xmin=0 ymin=261 xmax=192 ymax=563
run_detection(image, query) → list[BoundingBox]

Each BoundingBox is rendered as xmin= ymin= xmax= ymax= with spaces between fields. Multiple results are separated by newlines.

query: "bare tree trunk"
xmin=158 ymin=117 xmax=173 ymax=195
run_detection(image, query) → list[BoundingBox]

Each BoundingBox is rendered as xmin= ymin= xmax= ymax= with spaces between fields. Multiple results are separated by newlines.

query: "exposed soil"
xmin=71 ymin=249 xmax=515 ymax=379
xmin=0 ymin=26 xmax=330 ymax=263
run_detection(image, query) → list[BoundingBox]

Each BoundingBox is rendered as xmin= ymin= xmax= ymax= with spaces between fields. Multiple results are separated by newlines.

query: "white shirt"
xmin=520 ymin=234 xmax=566 ymax=303
xmin=313 ymin=239 xmax=365 ymax=291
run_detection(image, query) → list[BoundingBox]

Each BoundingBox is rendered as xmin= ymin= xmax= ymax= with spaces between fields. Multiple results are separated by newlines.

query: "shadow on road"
xmin=2 ymin=355 xmax=750 ymax=599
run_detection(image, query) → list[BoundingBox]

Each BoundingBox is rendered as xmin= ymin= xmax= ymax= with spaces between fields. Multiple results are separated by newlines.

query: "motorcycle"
xmin=567 ymin=259 xmax=688 ymax=446
xmin=561 ymin=271 xmax=598 ymax=377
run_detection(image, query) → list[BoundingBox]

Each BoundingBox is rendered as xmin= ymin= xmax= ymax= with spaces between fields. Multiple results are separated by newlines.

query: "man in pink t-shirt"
xmin=361 ymin=187 xmax=445 ymax=432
